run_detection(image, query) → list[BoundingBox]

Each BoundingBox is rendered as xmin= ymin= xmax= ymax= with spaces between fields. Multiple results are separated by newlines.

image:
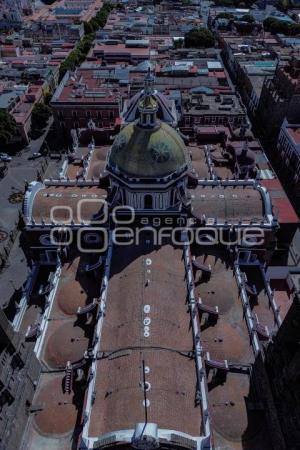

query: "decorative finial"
xmin=138 ymin=69 xmax=158 ymax=128
xmin=144 ymin=66 xmax=154 ymax=95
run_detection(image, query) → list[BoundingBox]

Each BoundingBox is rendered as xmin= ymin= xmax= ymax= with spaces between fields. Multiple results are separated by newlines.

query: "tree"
xmin=59 ymin=46 xmax=86 ymax=81
xmin=30 ymin=103 xmax=52 ymax=137
xmin=214 ymin=0 xmax=256 ymax=5
xmin=0 ymin=110 xmax=17 ymax=146
xmin=43 ymin=92 xmax=53 ymax=105
xmin=277 ymin=0 xmax=290 ymax=12
xmin=84 ymin=21 xmax=94 ymax=34
xmin=214 ymin=0 xmax=234 ymax=6
xmin=263 ymin=17 xmax=300 ymax=35
xmin=184 ymin=27 xmax=215 ymax=48
xmin=86 ymin=3 xmax=114 ymax=32
xmin=174 ymin=38 xmax=184 ymax=49
xmin=77 ymin=33 xmax=95 ymax=54
xmin=289 ymin=23 xmax=300 ymax=34
xmin=240 ymin=14 xmax=255 ymax=23
xmin=58 ymin=3 xmax=113 ymax=81
xmin=216 ymin=12 xmax=234 ymax=19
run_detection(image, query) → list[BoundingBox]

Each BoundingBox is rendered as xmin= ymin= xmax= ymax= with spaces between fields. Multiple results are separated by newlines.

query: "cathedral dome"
xmin=108 ymin=121 xmax=188 ymax=178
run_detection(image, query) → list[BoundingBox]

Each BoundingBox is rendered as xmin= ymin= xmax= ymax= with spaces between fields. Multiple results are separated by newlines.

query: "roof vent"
xmin=132 ymin=423 xmax=159 ymax=450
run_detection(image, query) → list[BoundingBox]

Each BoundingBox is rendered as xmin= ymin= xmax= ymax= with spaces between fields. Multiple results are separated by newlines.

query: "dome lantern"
xmin=138 ymin=69 xmax=159 ymax=128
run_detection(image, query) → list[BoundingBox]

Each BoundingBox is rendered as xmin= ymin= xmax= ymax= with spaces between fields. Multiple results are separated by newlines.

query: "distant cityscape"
xmin=0 ymin=1 xmax=299 ymax=450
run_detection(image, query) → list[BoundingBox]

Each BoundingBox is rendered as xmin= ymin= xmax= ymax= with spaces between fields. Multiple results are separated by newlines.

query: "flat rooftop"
xmin=52 ymin=70 xmax=127 ymax=104
xmin=25 ymin=0 xmax=103 ymax=24
xmin=92 ymin=43 xmax=150 ymax=58
xmin=183 ymin=94 xmax=245 ymax=117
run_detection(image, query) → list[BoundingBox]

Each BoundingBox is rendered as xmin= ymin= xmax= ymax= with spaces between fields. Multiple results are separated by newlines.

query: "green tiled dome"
xmin=108 ymin=122 xmax=188 ymax=178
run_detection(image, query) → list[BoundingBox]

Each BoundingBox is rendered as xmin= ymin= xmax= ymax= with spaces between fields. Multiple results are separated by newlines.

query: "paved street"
xmin=0 ymin=119 xmax=59 ymax=235
xmin=0 ymin=120 xmax=62 ymax=307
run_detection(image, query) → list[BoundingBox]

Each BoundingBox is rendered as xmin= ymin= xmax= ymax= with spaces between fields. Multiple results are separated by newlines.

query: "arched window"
xmin=144 ymin=194 xmax=153 ymax=210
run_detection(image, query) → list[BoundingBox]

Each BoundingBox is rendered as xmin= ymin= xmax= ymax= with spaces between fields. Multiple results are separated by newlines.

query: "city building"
xmin=181 ymin=91 xmax=246 ymax=131
xmin=0 ymin=309 xmax=40 ymax=450
xmin=22 ymin=21 xmax=84 ymax=44
xmin=265 ymin=228 xmax=300 ymax=449
xmin=90 ymin=41 xmax=151 ymax=64
xmin=257 ymin=56 xmax=300 ymax=140
xmin=220 ymin=36 xmax=278 ymax=117
xmin=51 ymin=68 xmax=126 ymax=140
xmin=25 ymin=0 xmax=104 ymax=28
xmin=0 ymin=81 xmax=47 ymax=143
xmin=0 ymin=0 xmax=34 ymax=30
xmin=277 ymin=118 xmax=300 ymax=199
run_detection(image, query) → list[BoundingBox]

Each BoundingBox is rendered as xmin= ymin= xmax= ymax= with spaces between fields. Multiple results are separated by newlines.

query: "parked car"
xmin=0 ymin=153 xmax=12 ymax=162
xmin=28 ymin=152 xmax=42 ymax=160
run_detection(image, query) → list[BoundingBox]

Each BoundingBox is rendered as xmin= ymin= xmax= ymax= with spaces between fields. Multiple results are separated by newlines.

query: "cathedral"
xmin=19 ymin=73 xmax=283 ymax=450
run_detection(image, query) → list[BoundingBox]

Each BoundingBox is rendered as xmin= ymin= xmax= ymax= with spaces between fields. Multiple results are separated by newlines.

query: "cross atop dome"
xmin=144 ymin=67 xmax=155 ymax=95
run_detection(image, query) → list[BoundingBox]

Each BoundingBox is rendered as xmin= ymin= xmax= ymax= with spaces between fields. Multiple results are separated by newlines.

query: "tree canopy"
xmin=43 ymin=92 xmax=53 ymax=105
xmin=59 ymin=33 xmax=95 ymax=81
xmin=84 ymin=3 xmax=114 ymax=34
xmin=214 ymin=0 xmax=256 ymax=6
xmin=30 ymin=103 xmax=52 ymax=138
xmin=216 ymin=12 xmax=234 ymax=20
xmin=277 ymin=0 xmax=292 ymax=12
xmin=184 ymin=27 xmax=215 ymax=48
xmin=0 ymin=110 xmax=17 ymax=146
xmin=240 ymin=14 xmax=255 ymax=23
xmin=60 ymin=4 xmax=113 ymax=81
xmin=263 ymin=17 xmax=300 ymax=35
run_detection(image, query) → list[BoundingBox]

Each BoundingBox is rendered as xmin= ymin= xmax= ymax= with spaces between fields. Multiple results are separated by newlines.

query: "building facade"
xmin=0 ymin=310 xmax=40 ymax=450
xmin=257 ymin=57 xmax=300 ymax=140
xmin=277 ymin=119 xmax=300 ymax=199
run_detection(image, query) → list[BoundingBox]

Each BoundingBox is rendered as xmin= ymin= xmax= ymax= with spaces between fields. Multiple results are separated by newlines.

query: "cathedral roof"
xmin=108 ymin=121 xmax=188 ymax=178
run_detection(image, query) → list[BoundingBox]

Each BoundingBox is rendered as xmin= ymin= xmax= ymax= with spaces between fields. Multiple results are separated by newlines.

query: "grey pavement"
xmin=0 ymin=120 xmax=62 ymax=307
xmin=0 ymin=118 xmax=60 ymax=238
